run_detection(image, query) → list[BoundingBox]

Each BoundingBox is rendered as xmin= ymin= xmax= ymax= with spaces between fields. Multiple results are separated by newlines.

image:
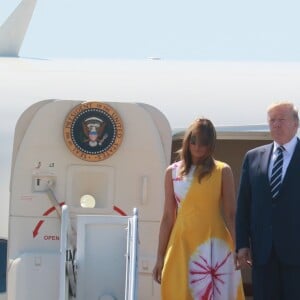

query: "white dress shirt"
xmin=268 ymin=135 xmax=298 ymax=182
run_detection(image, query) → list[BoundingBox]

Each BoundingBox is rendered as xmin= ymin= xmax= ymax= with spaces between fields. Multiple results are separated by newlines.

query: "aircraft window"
xmin=0 ymin=239 xmax=7 ymax=293
xmin=80 ymin=194 xmax=96 ymax=208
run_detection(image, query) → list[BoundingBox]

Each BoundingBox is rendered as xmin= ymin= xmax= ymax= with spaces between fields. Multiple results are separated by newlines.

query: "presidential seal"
xmin=63 ymin=101 xmax=124 ymax=162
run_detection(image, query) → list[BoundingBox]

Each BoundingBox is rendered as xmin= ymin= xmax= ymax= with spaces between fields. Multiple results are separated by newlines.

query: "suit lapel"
xmin=281 ymin=138 xmax=300 ymax=190
xmin=259 ymin=143 xmax=273 ymax=180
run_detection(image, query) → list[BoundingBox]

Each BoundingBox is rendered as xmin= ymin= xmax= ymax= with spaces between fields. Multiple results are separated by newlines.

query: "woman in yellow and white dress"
xmin=153 ymin=118 xmax=245 ymax=300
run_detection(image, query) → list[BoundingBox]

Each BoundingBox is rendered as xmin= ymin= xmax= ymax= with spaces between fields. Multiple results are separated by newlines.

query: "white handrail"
xmin=125 ymin=208 xmax=139 ymax=300
xmin=59 ymin=205 xmax=68 ymax=300
xmin=59 ymin=205 xmax=76 ymax=300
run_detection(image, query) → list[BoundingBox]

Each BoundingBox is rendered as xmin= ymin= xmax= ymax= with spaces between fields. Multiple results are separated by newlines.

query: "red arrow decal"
xmin=33 ymin=203 xmax=125 ymax=238
xmin=43 ymin=202 xmax=65 ymax=216
xmin=33 ymin=220 xmax=44 ymax=238
xmin=32 ymin=202 xmax=65 ymax=238
xmin=113 ymin=205 xmax=127 ymax=216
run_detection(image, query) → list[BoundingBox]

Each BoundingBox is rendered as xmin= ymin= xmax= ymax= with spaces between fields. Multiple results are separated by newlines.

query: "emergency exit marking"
xmin=44 ymin=235 xmax=59 ymax=241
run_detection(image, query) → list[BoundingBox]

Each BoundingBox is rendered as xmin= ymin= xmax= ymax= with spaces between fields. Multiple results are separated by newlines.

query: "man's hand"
xmin=235 ymin=247 xmax=252 ymax=270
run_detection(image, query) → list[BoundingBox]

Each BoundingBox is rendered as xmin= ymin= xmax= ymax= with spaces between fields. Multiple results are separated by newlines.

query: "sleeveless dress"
xmin=161 ymin=160 xmax=245 ymax=300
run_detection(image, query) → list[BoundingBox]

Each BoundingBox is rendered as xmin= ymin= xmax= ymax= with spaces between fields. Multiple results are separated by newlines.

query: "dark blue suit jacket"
xmin=236 ymin=139 xmax=300 ymax=265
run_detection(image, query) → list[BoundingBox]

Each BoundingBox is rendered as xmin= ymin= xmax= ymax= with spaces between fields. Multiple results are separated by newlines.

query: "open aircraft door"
xmin=60 ymin=205 xmax=138 ymax=300
xmin=7 ymin=100 xmax=172 ymax=299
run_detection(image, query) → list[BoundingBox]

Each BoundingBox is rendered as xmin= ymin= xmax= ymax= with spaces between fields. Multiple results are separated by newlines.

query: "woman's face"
xmin=189 ymin=131 xmax=210 ymax=163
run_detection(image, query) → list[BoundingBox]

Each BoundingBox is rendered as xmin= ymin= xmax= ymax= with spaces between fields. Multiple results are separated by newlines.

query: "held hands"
xmin=235 ymin=247 xmax=252 ymax=270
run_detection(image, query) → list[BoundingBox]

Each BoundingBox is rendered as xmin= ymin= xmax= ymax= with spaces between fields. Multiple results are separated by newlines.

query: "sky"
xmin=1 ymin=0 xmax=300 ymax=61
xmin=1 ymin=0 xmax=300 ymax=239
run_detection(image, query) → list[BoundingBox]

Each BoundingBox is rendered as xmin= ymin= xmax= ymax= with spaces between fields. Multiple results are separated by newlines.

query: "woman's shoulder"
xmin=169 ymin=160 xmax=182 ymax=170
xmin=214 ymin=159 xmax=231 ymax=171
xmin=214 ymin=160 xmax=234 ymax=181
xmin=166 ymin=160 xmax=183 ymax=178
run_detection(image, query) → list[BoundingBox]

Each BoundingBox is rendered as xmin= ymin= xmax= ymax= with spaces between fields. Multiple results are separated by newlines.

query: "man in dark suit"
xmin=235 ymin=102 xmax=300 ymax=300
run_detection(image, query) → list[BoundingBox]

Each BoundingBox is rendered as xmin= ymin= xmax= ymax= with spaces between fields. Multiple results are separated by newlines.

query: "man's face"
xmin=268 ymin=105 xmax=298 ymax=145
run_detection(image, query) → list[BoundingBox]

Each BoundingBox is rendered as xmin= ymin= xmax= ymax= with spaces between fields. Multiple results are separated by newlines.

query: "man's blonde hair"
xmin=267 ymin=101 xmax=299 ymax=121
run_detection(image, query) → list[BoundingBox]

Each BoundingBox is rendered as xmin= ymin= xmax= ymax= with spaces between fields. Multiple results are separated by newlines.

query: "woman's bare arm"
xmin=152 ymin=165 xmax=177 ymax=283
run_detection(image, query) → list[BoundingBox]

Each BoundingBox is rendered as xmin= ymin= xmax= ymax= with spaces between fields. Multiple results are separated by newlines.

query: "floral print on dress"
xmin=172 ymin=162 xmax=195 ymax=208
xmin=189 ymin=238 xmax=240 ymax=300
